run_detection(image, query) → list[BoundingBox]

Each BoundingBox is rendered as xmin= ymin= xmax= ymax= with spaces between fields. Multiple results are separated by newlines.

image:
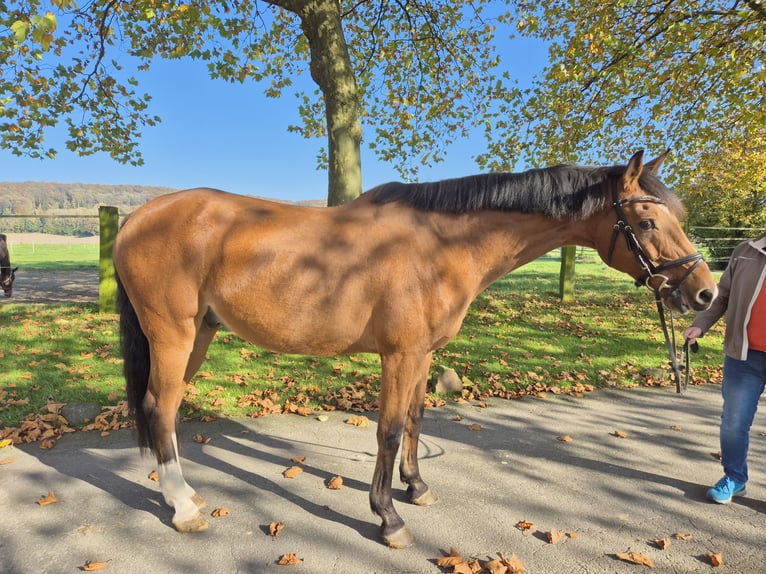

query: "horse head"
xmin=0 ymin=266 xmax=17 ymax=297
xmin=594 ymin=150 xmax=717 ymax=314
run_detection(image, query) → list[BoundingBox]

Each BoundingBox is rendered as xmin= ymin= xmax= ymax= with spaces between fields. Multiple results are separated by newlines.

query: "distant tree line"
xmin=0 ymin=182 xmax=173 ymax=235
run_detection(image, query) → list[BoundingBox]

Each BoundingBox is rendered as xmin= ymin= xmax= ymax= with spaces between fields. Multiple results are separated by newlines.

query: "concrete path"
xmin=2 ymin=385 xmax=765 ymax=573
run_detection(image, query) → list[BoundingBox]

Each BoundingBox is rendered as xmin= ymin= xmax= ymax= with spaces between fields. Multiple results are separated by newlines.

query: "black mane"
xmin=367 ymin=164 xmax=683 ymax=220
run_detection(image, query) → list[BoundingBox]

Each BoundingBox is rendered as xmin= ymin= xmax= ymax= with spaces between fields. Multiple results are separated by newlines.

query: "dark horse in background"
xmin=0 ymin=234 xmax=17 ymax=297
xmin=114 ymin=151 xmax=718 ymax=548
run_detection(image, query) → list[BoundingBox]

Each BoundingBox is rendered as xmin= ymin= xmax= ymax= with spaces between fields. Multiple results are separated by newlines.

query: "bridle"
xmin=607 ymin=191 xmax=704 ymax=393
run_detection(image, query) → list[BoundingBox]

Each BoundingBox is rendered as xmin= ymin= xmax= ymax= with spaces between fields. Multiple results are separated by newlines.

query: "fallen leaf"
xmin=326 ymin=476 xmax=343 ymax=490
xmin=211 ymin=507 xmax=230 ymax=517
xmin=557 ymin=435 xmax=573 ymax=442
xmin=147 ymin=470 xmax=159 ymax=482
xmin=547 ymin=530 xmax=565 ymax=544
xmin=672 ymin=532 xmax=693 ymax=541
xmin=466 ymin=423 xmax=483 ymax=431
xmin=0 ymin=439 xmax=13 ymax=448
xmin=80 ymin=560 xmax=111 ymax=571
xmin=316 ymin=415 xmax=329 ymax=422
xmin=283 ymin=466 xmax=303 ymax=479
xmin=670 ymin=425 xmax=681 ymax=431
xmin=277 ymin=553 xmax=303 ymax=566
xmin=708 ymin=552 xmax=723 ymax=567
xmin=435 ymin=547 xmax=464 ymax=568
xmin=654 ymin=538 xmax=671 ymax=550
xmin=515 ymin=520 xmax=535 ymax=532
xmin=37 ymin=490 xmax=58 ymax=506
xmin=483 ymin=558 xmax=507 ymax=574
xmin=290 ymin=456 xmax=306 ymax=464
xmin=453 ymin=561 xmax=476 ymax=574
xmin=567 ymin=532 xmax=578 ymax=539
xmin=345 ymin=416 xmax=369 ymax=428
xmin=192 ymin=434 xmax=211 ymax=444
xmin=498 ymin=552 xmax=525 ymax=574
xmin=615 ymin=552 xmax=654 ymax=568
xmin=40 ymin=439 xmax=56 ymax=449
xmin=611 ymin=430 xmax=628 ymax=438
xmin=0 ymin=457 xmax=15 ymax=465
xmin=269 ymin=521 xmax=285 ymax=537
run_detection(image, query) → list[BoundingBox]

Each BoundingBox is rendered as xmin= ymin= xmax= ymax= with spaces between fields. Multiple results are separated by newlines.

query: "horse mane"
xmin=366 ymin=164 xmax=685 ymax=221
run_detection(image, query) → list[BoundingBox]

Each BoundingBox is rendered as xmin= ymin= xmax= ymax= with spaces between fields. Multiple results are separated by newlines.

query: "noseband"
xmin=607 ymin=192 xmax=704 ymax=393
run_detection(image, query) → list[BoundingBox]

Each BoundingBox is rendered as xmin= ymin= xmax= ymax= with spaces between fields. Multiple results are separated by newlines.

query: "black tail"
xmin=116 ymin=269 xmax=152 ymax=451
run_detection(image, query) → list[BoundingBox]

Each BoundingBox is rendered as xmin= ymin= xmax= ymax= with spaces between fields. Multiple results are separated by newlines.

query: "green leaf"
xmin=10 ymin=20 xmax=29 ymax=43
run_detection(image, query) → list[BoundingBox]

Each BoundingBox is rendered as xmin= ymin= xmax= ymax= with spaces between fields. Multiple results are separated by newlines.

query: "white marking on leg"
xmin=158 ymin=432 xmax=198 ymax=523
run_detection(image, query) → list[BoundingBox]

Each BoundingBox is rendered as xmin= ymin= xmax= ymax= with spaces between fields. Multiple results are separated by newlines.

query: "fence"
xmin=688 ymin=226 xmax=764 ymax=270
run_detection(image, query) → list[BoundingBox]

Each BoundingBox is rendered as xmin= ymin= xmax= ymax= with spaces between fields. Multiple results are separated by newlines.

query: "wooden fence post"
xmin=98 ymin=206 xmax=119 ymax=313
xmin=559 ymin=245 xmax=576 ymax=302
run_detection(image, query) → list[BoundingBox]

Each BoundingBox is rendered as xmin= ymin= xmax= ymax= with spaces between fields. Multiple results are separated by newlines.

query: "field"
xmin=0 ymin=243 xmax=725 ymax=444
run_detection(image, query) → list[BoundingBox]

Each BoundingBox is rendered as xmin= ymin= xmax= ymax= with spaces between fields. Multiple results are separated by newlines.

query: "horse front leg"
xmin=146 ymin=341 xmax=208 ymax=533
xmin=370 ymin=352 xmax=431 ymax=548
xmin=399 ymin=352 xmax=438 ymax=506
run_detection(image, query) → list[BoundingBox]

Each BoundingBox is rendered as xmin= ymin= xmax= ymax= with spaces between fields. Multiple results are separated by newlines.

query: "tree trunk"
xmin=269 ymin=0 xmax=363 ymax=206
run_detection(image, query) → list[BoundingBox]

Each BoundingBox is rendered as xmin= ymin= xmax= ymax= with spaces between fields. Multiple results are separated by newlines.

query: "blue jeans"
xmin=720 ymin=350 xmax=766 ymax=484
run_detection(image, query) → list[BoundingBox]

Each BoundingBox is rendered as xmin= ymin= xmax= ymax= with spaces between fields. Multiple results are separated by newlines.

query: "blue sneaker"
xmin=707 ymin=476 xmax=746 ymax=504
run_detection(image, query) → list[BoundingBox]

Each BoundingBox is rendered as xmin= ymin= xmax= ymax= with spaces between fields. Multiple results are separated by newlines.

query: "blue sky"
xmin=2 ymin=34 xmax=547 ymax=203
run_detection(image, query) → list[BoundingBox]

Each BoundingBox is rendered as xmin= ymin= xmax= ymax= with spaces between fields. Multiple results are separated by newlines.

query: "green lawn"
xmin=0 ymin=247 xmax=725 ymax=443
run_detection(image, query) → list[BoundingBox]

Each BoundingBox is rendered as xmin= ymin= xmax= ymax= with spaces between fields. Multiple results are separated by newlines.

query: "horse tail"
xmin=116 ymin=269 xmax=152 ymax=451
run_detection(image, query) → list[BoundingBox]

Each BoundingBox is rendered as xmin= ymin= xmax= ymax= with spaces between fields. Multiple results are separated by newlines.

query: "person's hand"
xmin=683 ymin=326 xmax=703 ymax=344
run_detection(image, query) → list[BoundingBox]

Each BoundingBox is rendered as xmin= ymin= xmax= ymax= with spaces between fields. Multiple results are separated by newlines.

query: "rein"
xmin=607 ymin=192 xmax=704 ymax=393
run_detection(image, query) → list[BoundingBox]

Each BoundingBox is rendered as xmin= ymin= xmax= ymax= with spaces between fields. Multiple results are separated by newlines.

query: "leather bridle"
xmin=607 ymin=191 xmax=704 ymax=393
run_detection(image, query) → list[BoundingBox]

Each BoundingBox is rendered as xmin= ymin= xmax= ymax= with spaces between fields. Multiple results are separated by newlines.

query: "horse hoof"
xmin=383 ymin=526 xmax=415 ymax=549
xmin=174 ymin=513 xmax=209 ymax=533
xmin=410 ymin=488 xmax=438 ymax=506
xmin=191 ymin=493 xmax=207 ymax=509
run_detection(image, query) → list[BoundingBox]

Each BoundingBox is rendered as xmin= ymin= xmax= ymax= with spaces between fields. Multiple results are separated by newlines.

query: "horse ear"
xmin=644 ymin=149 xmax=670 ymax=174
xmin=624 ymin=150 xmax=645 ymax=184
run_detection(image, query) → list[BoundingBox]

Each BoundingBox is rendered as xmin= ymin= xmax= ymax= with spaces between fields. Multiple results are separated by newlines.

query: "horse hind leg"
xmin=146 ymin=332 xmax=211 ymax=533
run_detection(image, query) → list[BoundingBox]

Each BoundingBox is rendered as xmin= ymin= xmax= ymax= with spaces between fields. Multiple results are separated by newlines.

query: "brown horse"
xmin=0 ymin=234 xmax=18 ymax=297
xmin=114 ymin=151 xmax=717 ymax=548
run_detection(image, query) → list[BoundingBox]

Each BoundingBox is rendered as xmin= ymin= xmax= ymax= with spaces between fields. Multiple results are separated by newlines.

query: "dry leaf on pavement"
xmin=283 ymin=466 xmax=303 ymax=479
xmin=36 ymin=490 xmax=58 ymax=506
xmin=615 ymin=552 xmax=654 ymax=568
xmin=277 ymin=553 xmax=304 ymax=566
xmin=326 ymin=476 xmax=343 ymax=490
xmin=654 ymin=538 xmax=671 ymax=549
xmin=211 ymin=507 xmax=230 ymax=517
xmin=547 ymin=530 xmax=565 ymax=544
xmin=345 ymin=416 xmax=369 ymax=428
xmin=435 ymin=547 xmax=464 ymax=568
xmin=557 ymin=435 xmax=573 ymax=442
xmin=672 ymin=532 xmax=693 ymax=541
xmin=79 ymin=560 xmax=111 ymax=571
xmin=269 ymin=521 xmax=285 ymax=538
xmin=708 ymin=552 xmax=723 ymax=567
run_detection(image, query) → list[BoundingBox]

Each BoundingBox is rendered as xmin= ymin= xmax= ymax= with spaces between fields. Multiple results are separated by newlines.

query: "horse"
xmin=0 ymin=234 xmax=18 ymax=297
xmin=114 ymin=150 xmax=717 ymax=548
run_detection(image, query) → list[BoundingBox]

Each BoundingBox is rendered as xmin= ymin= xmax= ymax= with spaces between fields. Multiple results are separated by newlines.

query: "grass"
xmin=0 ymin=247 xmax=725 ymax=441
xmin=6 ymin=243 xmax=98 ymax=270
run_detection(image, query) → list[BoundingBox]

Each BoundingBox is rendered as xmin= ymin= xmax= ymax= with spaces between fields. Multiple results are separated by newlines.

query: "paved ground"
xmin=2 ymin=384 xmax=766 ymax=573
xmin=0 ymin=269 xmax=98 ymax=305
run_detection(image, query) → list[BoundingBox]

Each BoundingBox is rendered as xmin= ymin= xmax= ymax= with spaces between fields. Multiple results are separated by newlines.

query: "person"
xmin=683 ymin=231 xmax=766 ymax=504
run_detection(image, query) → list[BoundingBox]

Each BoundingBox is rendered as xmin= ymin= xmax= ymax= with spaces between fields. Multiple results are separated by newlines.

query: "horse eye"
xmin=639 ymin=219 xmax=655 ymax=231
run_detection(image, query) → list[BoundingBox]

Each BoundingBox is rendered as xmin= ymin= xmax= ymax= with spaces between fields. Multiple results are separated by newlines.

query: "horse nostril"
xmin=697 ymin=288 xmax=715 ymax=306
